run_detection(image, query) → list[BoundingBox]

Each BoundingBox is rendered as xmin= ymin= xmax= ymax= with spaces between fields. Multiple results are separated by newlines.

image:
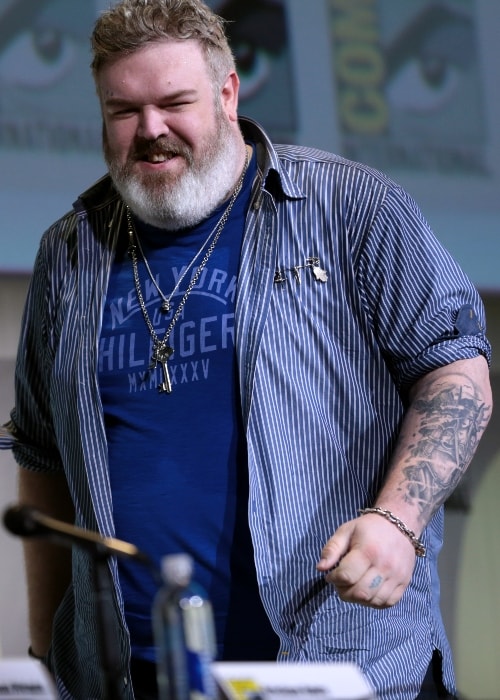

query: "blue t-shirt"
xmin=99 ymin=149 xmax=278 ymax=662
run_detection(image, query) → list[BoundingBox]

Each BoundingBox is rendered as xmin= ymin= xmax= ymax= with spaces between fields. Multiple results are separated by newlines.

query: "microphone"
xmin=3 ymin=503 xmax=152 ymax=565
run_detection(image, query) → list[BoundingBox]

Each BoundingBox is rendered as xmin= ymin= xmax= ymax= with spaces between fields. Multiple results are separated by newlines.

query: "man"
xmin=0 ymin=0 xmax=492 ymax=698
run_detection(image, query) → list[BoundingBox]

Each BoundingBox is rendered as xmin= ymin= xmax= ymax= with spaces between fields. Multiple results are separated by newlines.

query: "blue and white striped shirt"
xmin=1 ymin=117 xmax=490 ymax=699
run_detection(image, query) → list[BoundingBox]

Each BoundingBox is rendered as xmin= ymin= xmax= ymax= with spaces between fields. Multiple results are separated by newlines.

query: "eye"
xmin=386 ymin=57 xmax=461 ymax=112
xmin=0 ymin=27 xmax=78 ymax=88
xmin=233 ymin=43 xmax=272 ymax=100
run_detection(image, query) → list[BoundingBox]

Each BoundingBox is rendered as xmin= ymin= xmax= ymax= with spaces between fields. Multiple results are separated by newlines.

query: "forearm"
xmin=375 ymin=355 xmax=492 ymax=535
xmin=18 ymin=467 xmax=74 ymax=656
xmin=318 ymin=356 xmax=492 ymax=606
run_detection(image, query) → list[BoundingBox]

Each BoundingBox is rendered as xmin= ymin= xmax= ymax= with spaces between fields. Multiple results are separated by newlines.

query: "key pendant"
xmin=151 ymin=344 xmax=174 ymax=393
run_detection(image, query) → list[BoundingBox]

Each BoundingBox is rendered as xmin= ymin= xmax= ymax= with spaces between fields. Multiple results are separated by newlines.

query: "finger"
xmin=326 ymin=550 xmax=371 ymax=587
xmin=316 ymin=523 xmax=353 ymax=571
xmin=334 ymin=569 xmax=406 ymax=608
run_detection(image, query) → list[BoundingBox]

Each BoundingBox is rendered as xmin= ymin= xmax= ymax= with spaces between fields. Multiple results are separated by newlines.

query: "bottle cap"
xmin=161 ymin=553 xmax=193 ymax=586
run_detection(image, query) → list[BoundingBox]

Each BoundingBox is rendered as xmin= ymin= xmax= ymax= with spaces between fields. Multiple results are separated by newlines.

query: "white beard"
xmin=106 ymin=114 xmax=246 ymax=231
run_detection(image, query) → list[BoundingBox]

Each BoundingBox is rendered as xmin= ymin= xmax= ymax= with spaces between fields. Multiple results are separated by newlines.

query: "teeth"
xmin=150 ymin=154 xmax=167 ymax=163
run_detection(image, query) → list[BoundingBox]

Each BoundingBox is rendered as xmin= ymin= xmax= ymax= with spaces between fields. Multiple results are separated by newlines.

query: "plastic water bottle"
xmin=153 ymin=553 xmax=217 ymax=700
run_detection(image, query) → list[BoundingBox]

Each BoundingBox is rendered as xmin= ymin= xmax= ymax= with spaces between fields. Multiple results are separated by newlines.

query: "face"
xmin=97 ymin=39 xmax=246 ymax=229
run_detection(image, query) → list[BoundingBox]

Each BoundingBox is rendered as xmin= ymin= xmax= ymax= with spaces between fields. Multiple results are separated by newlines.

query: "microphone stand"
xmin=2 ymin=504 xmax=160 ymax=700
xmin=92 ymin=545 xmax=125 ymax=700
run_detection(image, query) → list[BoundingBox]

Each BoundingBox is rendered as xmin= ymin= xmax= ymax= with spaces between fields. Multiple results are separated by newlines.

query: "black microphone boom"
xmin=3 ymin=503 xmax=151 ymax=564
xmin=3 ymin=503 xmax=160 ymax=700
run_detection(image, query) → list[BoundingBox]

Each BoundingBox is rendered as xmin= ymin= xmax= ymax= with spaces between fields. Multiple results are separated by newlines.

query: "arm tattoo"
xmin=400 ymin=373 xmax=491 ymax=520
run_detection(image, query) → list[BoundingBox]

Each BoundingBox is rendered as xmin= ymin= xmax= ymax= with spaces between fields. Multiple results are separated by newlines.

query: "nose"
xmin=137 ymin=107 xmax=169 ymax=141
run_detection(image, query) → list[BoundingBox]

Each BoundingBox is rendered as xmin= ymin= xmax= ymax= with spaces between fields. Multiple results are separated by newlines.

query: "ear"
xmin=220 ymin=71 xmax=240 ymax=122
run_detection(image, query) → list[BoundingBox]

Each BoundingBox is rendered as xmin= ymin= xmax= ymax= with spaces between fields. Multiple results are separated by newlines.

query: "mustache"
xmin=131 ymin=136 xmax=193 ymax=163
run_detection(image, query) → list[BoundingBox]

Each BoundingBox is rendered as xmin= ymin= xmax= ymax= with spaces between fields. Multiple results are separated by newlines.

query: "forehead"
xmin=97 ymin=39 xmax=210 ymax=95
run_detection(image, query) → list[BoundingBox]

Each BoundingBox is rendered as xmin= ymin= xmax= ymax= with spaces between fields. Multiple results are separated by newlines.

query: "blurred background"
xmin=0 ymin=1 xmax=498 ymax=697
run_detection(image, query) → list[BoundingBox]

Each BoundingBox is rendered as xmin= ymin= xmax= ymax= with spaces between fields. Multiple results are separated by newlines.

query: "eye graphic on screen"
xmin=0 ymin=28 xmax=77 ymax=88
xmin=0 ymin=0 xmax=83 ymax=90
xmin=386 ymin=58 xmax=462 ymax=112
xmin=215 ymin=0 xmax=288 ymax=101
xmin=384 ymin=4 xmax=477 ymax=113
xmin=232 ymin=42 xmax=272 ymax=100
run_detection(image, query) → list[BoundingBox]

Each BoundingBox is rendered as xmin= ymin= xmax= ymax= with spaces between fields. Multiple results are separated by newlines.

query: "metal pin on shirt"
xmin=306 ymin=257 xmax=328 ymax=282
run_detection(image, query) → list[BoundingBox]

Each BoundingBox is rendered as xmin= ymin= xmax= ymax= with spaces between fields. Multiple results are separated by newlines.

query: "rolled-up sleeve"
xmin=358 ymin=185 xmax=491 ymax=392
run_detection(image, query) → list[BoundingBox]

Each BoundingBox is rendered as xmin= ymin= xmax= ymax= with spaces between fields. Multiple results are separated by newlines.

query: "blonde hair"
xmin=91 ymin=0 xmax=236 ymax=88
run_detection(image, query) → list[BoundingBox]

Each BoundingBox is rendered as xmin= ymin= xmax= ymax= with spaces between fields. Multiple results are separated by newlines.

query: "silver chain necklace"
xmin=130 ymin=213 xmax=220 ymax=314
xmin=127 ymin=150 xmax=249 ymax=394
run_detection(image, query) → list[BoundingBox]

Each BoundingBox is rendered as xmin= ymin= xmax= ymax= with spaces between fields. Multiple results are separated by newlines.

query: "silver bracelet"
xmin=359 ymin=507 xmax=426 ymax=557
